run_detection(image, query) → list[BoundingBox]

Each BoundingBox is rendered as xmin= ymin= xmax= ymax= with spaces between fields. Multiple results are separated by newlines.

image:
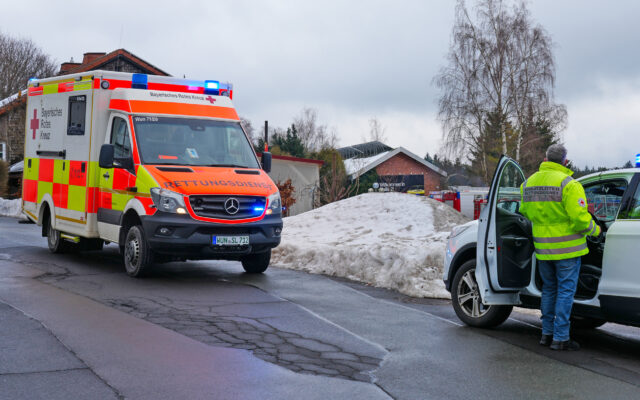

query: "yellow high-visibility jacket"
xmin=519 ymin=161 xmax=601 ymax=260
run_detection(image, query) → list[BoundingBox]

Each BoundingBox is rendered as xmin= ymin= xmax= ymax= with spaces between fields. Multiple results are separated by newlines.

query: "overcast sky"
xmin=3 ymin=0 xmax=639 ymax=168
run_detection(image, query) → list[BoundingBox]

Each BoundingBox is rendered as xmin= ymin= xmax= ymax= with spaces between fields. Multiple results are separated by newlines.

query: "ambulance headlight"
xmin=150 ymin=188 xmax=186 ymax=214
xmin=266 ymin=192 xmax=282 ymax=215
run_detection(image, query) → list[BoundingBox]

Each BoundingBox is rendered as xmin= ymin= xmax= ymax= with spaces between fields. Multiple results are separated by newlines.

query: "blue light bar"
xmin=132 ymin=73 xmax=148 ymax=89
xmin=204 ymin=80 xmax=220 ymax=95
xmin=636 ymin=153 xmax=640 ymax=168
xmin=253 ymin=206 xmax=265 ymax=213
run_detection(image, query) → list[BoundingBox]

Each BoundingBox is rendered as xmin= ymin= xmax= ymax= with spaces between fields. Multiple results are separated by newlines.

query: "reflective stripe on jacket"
xmin=519 ymin=161 xmax=601 ymax=261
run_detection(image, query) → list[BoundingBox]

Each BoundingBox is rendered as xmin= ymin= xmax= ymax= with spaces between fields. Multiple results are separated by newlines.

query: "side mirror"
xmin=99 ymin=144 xmax=115 ymax=169
xmin=261 ymin=152 xmax=272 ymax=173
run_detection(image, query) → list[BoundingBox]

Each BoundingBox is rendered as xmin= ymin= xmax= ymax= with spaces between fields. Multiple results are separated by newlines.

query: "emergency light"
xmin=204 ymin=80 xmax=220 ymax=95
xmin=132 ymin=73 xmax=148 ymax=89
xmin=636 ymin=153 xmax=640 ymax=168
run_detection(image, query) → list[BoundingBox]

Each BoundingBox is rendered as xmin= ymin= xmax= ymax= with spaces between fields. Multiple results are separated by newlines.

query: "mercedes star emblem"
xmin=224 ymin=198 xmax=240 ymax=215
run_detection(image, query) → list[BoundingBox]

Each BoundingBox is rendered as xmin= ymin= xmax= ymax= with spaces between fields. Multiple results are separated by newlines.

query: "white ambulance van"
xmin=22 ymin=71 xmax=282 ymax=277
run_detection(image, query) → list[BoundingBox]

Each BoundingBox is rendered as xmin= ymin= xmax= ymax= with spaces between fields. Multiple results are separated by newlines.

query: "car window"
xmin=496 ymin=161 xmax=524 ymax=213
xmin=618 ymin=181 xmax=640 ymax=220
xmin=583 ymin=179 xmax=627 ymax=222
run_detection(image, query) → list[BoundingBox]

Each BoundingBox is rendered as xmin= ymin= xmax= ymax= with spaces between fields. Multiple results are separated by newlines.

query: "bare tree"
xmin=434 ymin=0 xmax=566 ymax=181
xmin=0 ymin=32 xmax=57 ymax=99
xmin=367 ymin=117 xmax=388 ymax=143
xmin=239 ymin=116 xmax=255 ymax=144
xmin=293 ymin=107 xmax=337 ymax=153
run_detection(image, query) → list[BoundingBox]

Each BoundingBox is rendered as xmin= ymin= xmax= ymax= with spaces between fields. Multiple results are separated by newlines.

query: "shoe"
xmin=539 ymin=334 xmax=553 ymax=346
xmin=550 ymin=339 xmax=580 ymax=351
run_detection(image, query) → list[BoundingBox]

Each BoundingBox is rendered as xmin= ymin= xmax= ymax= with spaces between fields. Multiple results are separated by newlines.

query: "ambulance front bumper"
xmin=140 ymin=212 xmax=282 ymax=260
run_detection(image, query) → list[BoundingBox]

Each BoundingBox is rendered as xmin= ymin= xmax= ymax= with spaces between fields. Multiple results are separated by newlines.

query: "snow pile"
xmin=0 ymin=198 xmax=22 ymax=218
xmin=272 ymin=192 xmax=470 ymax=298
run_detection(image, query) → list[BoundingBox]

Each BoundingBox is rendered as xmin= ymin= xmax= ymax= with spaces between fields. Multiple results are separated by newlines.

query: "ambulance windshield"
xmin=132 ymin=116 xmax=260 ymax=168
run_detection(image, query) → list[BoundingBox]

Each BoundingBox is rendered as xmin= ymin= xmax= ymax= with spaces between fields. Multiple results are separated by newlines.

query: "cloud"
xmin=563 ymin=77 xmax=640 ymax=168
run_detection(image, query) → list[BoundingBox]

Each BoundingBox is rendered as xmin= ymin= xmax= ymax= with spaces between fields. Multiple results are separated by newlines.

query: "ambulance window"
xmin=110 ymin=117 xmax=131 ymax=159
xmin=67 ymin=95 xmax=86 ymax=135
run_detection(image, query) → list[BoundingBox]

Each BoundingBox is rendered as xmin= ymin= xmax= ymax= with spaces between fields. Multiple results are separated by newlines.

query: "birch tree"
xmin=0 ymin=32 xmax=57 ymax=99
xmin=435 ymin=0 xmax=566 ymax=182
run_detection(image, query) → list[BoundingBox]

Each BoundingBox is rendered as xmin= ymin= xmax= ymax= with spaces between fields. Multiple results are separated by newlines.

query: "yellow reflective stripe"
xmin=24 ymin=210 xmax=38 ymax=222
xmin=73 ymin=81 xmax=92 ymax=91
xmin=100 ymin=187 xmax=151 ymax=198
xmin=24 ymin=158 xmax=39 ymax=180
xmin=37 ymin=181 xmax=53 ymax=203
xmin=53 ymin=160 xmax=69 ymax=184
xmin=56 ymin=215 xmax=87 ymax=225
xmin=67 ymin=185 xmax=86 ymax=211
xmin=133 ymin=165 xmax=159 ymax=195
xmin=42 ymin=83 xmax=58 ymax=95
xmin=536 ymin=243 xmax=588 ymax=255
xmin=87 ymin=161 xmax=100 ymax=187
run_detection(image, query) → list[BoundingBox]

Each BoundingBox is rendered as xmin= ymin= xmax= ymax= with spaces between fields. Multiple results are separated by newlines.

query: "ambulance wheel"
xmin=241 ymin=250 xmax=271 ymax=274
xmin=451 ymin=259 xmax=512 ymax=328
xmin=46 ymin=217 xmax=70 ymax=254
xmin=123 ymin=225 xmax=154 ymax=277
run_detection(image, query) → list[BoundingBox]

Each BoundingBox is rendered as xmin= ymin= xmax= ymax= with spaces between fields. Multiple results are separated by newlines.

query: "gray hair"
xmin=546 ymin=144 xmax=567 ymax=164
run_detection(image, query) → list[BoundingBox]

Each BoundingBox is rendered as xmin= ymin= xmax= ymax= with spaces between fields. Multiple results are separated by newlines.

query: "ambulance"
xmin=22 ymin=71 xmax=282 ymax=277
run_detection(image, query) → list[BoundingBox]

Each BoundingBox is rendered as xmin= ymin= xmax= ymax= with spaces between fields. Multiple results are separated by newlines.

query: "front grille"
xmin=189 ymin=195 xmax=267 ymax=220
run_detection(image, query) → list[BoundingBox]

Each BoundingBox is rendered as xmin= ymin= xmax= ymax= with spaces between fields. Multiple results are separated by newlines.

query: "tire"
xmin=451 ymin=259 xmax=513 ymax=328
xmin=571 ymin=315 xmax=606 ymax=330
xmin=241 ymin=250 xmax=271 ymax=274
xmin=123 ymin=225 xmax=154 ymax=277
xmin=46 ymin=216 xmax=71 ymax=254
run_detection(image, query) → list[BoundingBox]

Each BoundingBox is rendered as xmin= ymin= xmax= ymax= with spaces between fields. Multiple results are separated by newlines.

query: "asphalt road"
xmin=1 ymin=216 xmax=640 ymax=399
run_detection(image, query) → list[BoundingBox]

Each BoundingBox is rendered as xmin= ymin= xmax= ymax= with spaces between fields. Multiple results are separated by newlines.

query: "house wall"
xmin=268 ymin=159 xmax=320 ymax=216
xmin=0 ymin=102 xmax=26 ymax=165
xmin=375 ymin=153 xmax=442 ymax=192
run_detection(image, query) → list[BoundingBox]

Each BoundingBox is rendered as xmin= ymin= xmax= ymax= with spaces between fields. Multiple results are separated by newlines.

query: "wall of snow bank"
xmin=272 ymin=193 xmax=470 ymax=299
xmin=0 ymin=198 xmax=22 ymax=218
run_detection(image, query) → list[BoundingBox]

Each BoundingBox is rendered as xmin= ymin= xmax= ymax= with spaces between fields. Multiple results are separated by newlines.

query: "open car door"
xmin=476 ymin=156 xmax=534 ymax=305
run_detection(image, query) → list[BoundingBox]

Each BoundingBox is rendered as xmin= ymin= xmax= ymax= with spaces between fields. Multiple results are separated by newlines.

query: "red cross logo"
xmin=205 ymin=95 xmax=216 ymax=104
xmin=30 ymin=109 xmax=39 ymax=139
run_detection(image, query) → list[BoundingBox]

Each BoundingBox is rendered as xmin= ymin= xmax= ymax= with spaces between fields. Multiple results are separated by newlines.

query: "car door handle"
xmin=103 ymin=172 xmax=110 ymax=179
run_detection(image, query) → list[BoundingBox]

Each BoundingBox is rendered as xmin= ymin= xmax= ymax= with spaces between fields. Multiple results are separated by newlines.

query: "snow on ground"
xmin=272 ymin=192 xmax=470 ymax=299
xmin=0 ymin=198 xmax=22 ymax=218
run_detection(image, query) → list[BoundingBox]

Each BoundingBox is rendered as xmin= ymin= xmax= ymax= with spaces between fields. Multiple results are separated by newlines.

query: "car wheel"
xmin=571 ymin=315 xmax=606 ymax=330
xmin=451 ymin=259 xmax=512 ymax=328
xmin=241 ymin=250 xmax=271 ymax=274
xmin=123 ymin=225 xmax=154 ymax=277
xmin=46 ymin=216 xmax=70 ymax=254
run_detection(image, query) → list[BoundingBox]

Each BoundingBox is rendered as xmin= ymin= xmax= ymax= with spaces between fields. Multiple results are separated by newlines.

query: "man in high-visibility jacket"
xmin=520 ymin=144 xmax=601 ymax=351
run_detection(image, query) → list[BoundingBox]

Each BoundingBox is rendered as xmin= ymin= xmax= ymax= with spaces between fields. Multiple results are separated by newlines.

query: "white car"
xmin=443 ymin=156 xmax=640 ymax=329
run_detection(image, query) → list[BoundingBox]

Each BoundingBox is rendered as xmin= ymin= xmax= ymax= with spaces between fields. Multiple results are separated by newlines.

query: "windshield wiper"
xmin=204 ymin=164 xmax=251 ymax=169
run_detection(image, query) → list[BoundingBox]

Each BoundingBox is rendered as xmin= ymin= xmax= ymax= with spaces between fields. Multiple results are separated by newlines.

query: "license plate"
xmin=213 ymin=236 xmax=249 ymax=246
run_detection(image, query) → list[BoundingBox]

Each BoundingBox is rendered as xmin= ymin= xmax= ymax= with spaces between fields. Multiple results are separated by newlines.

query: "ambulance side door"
xmin=60 ymin=94 xmax=91 ymax=222
xmin=97 ymin=114 xmax=136 ymax=242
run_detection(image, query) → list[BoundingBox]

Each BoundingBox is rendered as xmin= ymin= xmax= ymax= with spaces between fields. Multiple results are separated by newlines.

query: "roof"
xmin=344 ymin=151 xmax=390 ymax=175
xmin=0 ymin=48 xmax=170 ymax=117
xmin=60 ymin=49 xmax=170 ymax=76
xmin=578 ymin=167 xmax=639 ymax=182
xmin=345 ymin=147 xmax=447 ymax=178
xmin=338 ymin=141 xmax=392 ymax=159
